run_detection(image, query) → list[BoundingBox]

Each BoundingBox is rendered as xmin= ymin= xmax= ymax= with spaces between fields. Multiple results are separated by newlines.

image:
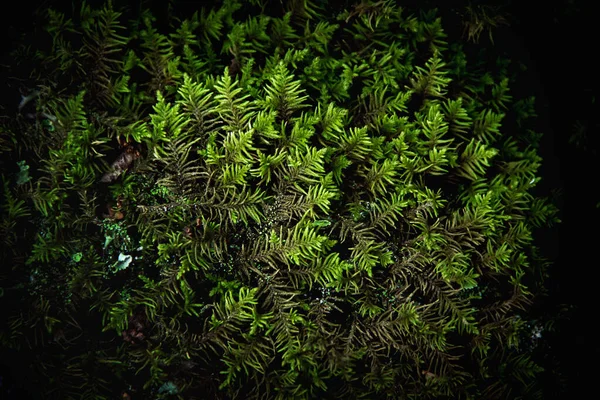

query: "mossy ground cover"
xmin=0 ymin=1 xmax=582 ymax=399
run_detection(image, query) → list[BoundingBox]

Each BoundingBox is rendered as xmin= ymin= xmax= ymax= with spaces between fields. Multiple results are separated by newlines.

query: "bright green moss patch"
xmin=0 ymin=1 xmax=561 ymax=399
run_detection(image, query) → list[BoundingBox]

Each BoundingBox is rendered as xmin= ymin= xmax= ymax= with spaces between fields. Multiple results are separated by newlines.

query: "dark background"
xmin=1 ymin=0 xmax=597 ymax=398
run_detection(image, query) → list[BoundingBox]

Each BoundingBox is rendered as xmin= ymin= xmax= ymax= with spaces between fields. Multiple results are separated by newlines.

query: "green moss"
xmin=0 ymin=1 xmax=562 ymax=399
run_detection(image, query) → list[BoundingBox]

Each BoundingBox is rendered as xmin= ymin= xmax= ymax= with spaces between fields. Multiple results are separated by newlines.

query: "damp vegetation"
xmin=0 ymin=1 xmax=562 ymax=399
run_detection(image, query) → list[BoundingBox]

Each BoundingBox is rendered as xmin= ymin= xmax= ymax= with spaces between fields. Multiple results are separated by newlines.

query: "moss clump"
xmin=0 ymin=1 xmax=560 ymax=399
